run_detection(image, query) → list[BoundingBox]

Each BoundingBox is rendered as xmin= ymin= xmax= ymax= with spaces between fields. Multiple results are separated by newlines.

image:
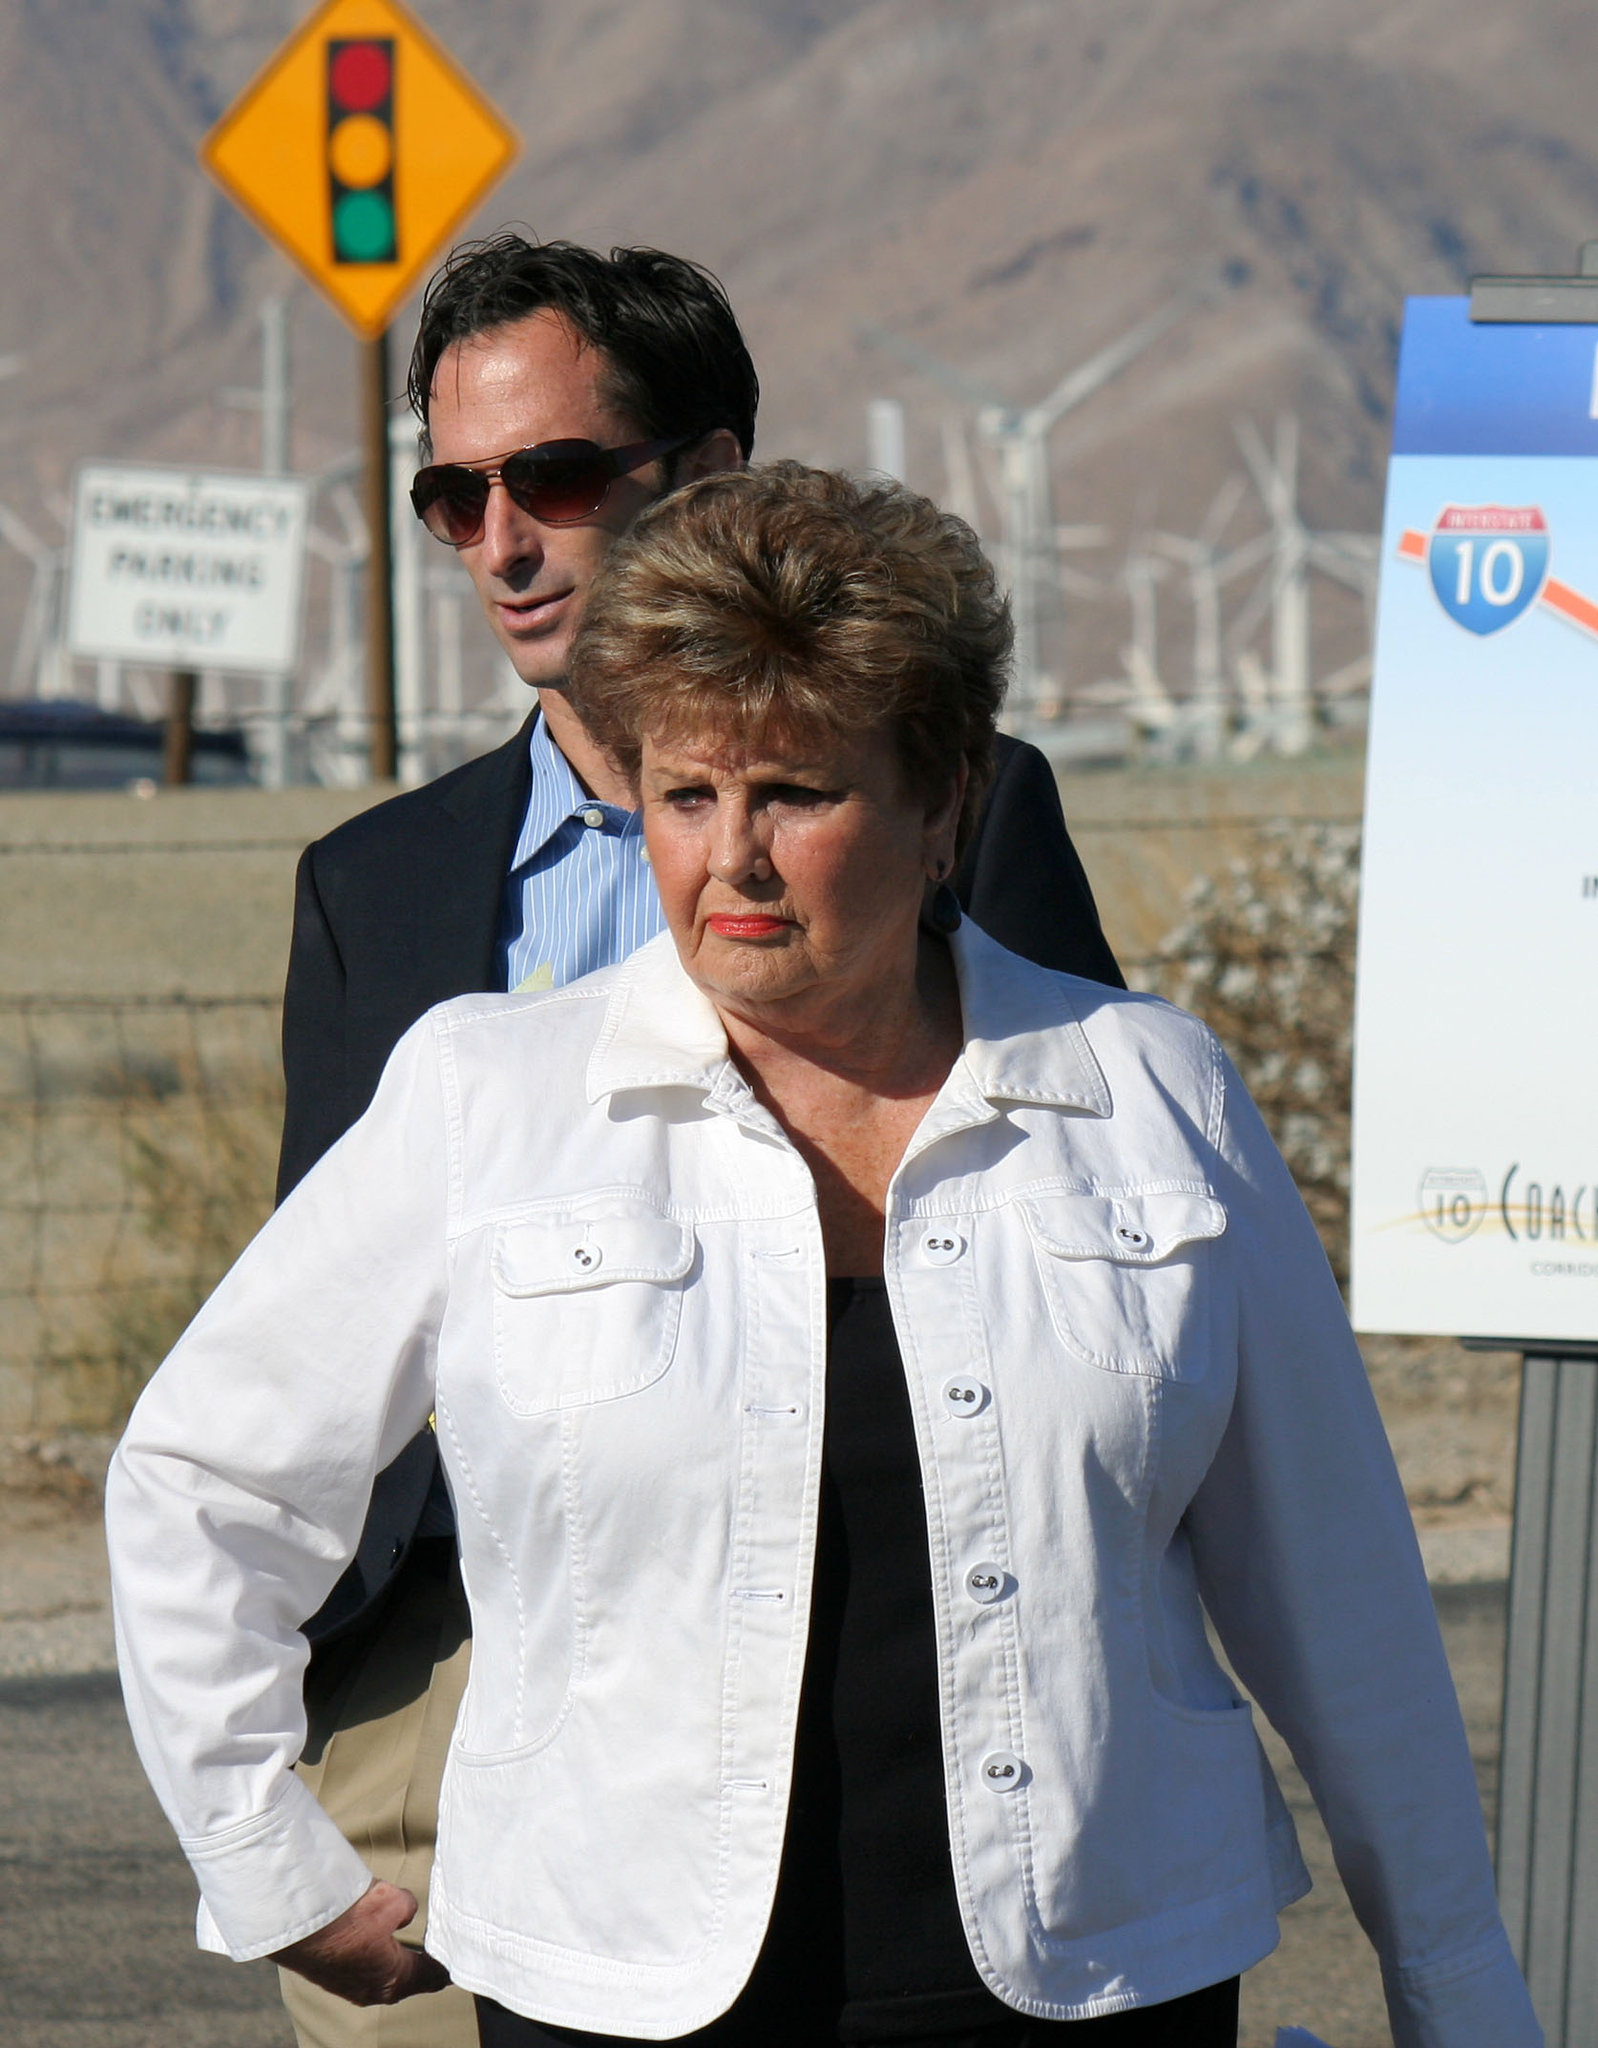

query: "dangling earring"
xmin=922 ymin=861 xmax=962 ymax=935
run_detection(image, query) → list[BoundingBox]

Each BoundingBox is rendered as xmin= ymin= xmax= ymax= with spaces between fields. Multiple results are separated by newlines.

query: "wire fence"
xmin=0 ymin=825 xmax=1362 ymax=1437
xmin=0 ymin=994 xmax=283 ymax=1435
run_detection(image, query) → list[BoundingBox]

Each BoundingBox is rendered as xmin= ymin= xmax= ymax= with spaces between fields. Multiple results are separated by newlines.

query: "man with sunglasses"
xmin=272 ymin=235 xmax=1124 ymax=2048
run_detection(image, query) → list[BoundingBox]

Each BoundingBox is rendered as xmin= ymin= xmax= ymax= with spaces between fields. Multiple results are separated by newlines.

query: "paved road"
xmin=0 ymin=1586 xmax=1509 ymax=2048
xmin=0 ymin=1669 xmax=293 ymax=2048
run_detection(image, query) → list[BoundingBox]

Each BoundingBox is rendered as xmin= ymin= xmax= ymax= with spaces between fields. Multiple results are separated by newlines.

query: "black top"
xmin=719 ymin=1278 xmax=1005 ymax=2043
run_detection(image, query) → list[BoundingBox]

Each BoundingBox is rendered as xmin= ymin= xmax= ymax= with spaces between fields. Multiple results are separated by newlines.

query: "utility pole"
xmin=261 ymin=298 xmax=291 ymax=787
xmin=261 ymin=297 xmax=291 ymax=477
xmin=221 ymin=297 xmax=296 ymax=784
xmin=362 ymin=330 xmax=397 ymax=781
xmin=866 ymin=399 xmax=907 ymax=483
xmin=940 ymin=417 xmax=981 ymax=530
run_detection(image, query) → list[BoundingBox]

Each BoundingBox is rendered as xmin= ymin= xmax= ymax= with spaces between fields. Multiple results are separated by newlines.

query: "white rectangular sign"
xmin=66 ymin=461 xmax=310 ymax=674
xmin=1351 ymin=297 xmax=1598 ymax=1342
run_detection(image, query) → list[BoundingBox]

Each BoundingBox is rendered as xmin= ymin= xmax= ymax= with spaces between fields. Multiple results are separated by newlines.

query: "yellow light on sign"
xmin=200 ymin=0 xmax=518 ymax=339
xmin=329 ymin=114 xmax=394 ymax=189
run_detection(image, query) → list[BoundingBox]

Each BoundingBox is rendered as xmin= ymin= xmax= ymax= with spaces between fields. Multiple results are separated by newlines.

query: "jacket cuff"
xmin=1385 ymin=1924 xmax=1543 ymax=2048
xmin=181 ymin=1774 xmax=375 ymax=1962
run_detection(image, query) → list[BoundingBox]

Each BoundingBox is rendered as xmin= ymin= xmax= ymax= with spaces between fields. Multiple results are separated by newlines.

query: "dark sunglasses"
xmin=409 ymin=432 xmax=700 ymax=547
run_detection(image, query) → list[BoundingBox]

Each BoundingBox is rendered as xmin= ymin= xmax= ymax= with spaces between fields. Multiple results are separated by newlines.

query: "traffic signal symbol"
xmin=327 ymin=38 xmax=396 ymax=265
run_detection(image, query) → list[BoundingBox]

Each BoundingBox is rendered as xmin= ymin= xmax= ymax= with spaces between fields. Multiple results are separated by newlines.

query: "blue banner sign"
xmin=1351 ymin=298 xmax=1598 ymax=1341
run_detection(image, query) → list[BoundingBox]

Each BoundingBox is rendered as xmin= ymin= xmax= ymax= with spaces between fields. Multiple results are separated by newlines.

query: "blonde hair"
xmin=567 ymin=461 xmax=1011 ymax=851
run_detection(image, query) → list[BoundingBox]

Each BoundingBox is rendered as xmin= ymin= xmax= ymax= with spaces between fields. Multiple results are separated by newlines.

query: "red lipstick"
xmin=706 ymin=915 xmax=787 ymax=939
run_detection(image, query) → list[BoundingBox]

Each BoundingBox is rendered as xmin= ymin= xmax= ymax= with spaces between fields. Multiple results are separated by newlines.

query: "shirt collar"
xmin=509 ymin=711 xmax=638 ymax=871
xmin=586 ymin=919 xmax=1112 ymax=1119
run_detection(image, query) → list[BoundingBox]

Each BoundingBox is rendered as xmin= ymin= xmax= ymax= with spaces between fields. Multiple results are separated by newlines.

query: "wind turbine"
xmin=0 ymin=499 xmax=69 ymax=701
xmin=1235 ymin=414 xmax=1312 ymax=756
xmin=860 ymin=291 xmax=1205 ymax=713
xmin=1146 ymin=475 xmax=1277 ymax=760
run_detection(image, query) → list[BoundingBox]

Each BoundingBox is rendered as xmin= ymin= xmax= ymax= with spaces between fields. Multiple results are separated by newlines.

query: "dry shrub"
xmin=1144 ymin=822 xmax=1359 ymax=1283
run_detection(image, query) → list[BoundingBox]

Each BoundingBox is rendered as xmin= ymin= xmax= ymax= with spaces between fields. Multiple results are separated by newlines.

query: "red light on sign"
xmin=329 ymin=40 xmax=391 ymax=111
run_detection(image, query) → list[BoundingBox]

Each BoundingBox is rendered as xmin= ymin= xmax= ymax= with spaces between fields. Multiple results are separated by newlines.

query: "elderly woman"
xmin=109 ymin=464 xmax=1535 ymax=2048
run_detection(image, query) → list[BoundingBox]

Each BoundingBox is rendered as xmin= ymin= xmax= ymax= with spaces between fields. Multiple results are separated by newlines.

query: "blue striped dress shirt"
xmin=499 ymin=712 xmax=666 ymax=994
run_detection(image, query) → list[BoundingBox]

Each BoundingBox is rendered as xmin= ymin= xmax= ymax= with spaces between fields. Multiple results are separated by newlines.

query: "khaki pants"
xmin=279 ymin=1541 xmax=480 ymax=2048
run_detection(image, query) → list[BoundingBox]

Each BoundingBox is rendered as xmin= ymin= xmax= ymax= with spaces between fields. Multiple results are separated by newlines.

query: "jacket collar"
xmin=586 ymin=933 xmax=729 ymax=1103
xmin=949 ymin=918 xmax=1112 ymax=1117
xmin=436 ymin=710 xmax=537 ymax=828
xmin=586 ymin=921 xmax=1111 ymax=1119
xmin=400 ymin=713 xmax=537 ymax=1005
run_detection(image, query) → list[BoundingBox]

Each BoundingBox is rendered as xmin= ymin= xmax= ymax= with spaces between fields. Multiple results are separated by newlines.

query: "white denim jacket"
xmin=107 ymin=924 xmax=1538 ymax=2046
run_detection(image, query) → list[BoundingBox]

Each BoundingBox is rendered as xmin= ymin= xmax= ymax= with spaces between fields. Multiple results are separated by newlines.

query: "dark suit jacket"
xmin=277 ymin=717 xmax=1123 ymax=1636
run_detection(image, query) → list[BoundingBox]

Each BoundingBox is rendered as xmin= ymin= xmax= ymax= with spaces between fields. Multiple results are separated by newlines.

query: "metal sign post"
xmin=1352 ymin=250 xmax=1598 ymax=2046
xmin=164 ymin=669 xmax=198 ymax=786
xmin=198 ymin=0 xmax=517 ymax=780
xmin=362 ymin=330 xmax=396 ymax=780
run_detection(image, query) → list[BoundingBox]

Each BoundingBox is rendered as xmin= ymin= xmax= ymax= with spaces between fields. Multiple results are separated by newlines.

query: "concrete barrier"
xmin=0 ymin=782 xmax=386 ymax=1002
xmin=0 ymin=749 xmax=1365 ymax=1433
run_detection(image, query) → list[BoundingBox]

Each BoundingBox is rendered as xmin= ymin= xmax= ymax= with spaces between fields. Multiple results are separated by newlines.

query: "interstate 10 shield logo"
xmin=1428 ymin=505 xmax=1549 ymax=634
xmin=1418 ymin=1167 xmax=1488 ymax=1244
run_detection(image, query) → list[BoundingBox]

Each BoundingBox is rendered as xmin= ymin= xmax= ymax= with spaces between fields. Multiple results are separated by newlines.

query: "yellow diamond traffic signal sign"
xmin=201 ymin=0 xmax=518 ymax=339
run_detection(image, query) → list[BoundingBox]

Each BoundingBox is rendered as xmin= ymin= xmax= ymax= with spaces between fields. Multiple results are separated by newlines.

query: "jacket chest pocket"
xmin=491 ymin=1209 xmax=696 ymax=1416
xmin=1021 ymin=1190 xmax=1226 ymax=1382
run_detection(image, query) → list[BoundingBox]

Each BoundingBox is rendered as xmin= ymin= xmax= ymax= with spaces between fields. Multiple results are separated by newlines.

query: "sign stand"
xmin=1492 ymin=1341 xmax=1598 ymax=2044
xmin=1460 ymin=249 xmax=1598 ymax=2048
xmin=164 ymin=668 xmax=197 ymax=786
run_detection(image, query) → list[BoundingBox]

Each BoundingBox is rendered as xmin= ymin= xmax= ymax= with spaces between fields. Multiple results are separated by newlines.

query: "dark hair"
xmin=407 ymin=235 xmax=759 ymax=461
xmin=568 ymin=462 xmax=1011 ymax=857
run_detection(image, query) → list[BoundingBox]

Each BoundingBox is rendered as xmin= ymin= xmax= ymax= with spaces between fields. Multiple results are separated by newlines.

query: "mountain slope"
xmin=4 ymin=0 xmax=1597 ymax=704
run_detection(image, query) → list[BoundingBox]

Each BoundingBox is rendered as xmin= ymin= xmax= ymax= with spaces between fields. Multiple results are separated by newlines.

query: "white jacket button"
xmin=921 ymin=1229 xmax=965 ymax=1265
xmin=569 ymin=1242 xmax=602 ymax=1273
xmin=981 ymin=1750 xmax=1024 ymax=1791
xmin=965 ymin=1563 xmax=1008 ymax=1604
xmin=942 ymin=1376 xmax=989 ymax=1417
